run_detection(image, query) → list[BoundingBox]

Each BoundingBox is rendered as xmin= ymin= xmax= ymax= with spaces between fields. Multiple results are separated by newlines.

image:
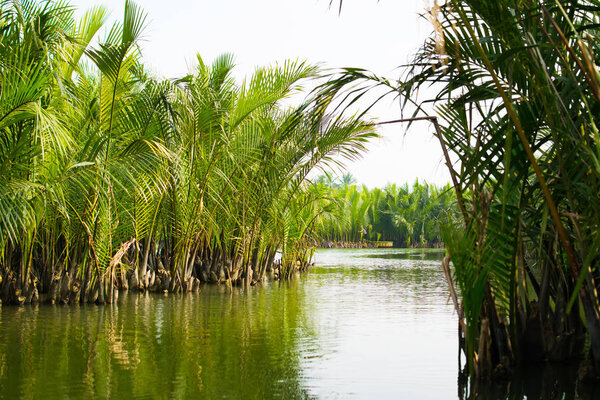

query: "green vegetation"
xmin=7 ymin=0 xmax=600 ymax=390
xmin=312 ymin=174 xmax=455 ymax=247
xmin=0 ymin=0 xmax=376 ymax=304
xmin=329 ymin=0 xmax=600 ymax=381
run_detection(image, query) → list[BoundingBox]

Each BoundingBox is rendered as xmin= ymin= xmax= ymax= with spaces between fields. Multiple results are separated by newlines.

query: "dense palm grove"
xmin=0 ymin=0 xmax=377 ymax=304
xmin=331 ymin=0 xmax=600 ymax=381
xmin=313 ymin=174 xmax=454 ymax=247
xmin=414 ymin=0 xmax=600 ymax=380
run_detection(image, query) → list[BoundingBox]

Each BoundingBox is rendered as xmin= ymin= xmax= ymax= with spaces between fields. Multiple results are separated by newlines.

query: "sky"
xmin=70 ymin=0 xmax=451 ymax=188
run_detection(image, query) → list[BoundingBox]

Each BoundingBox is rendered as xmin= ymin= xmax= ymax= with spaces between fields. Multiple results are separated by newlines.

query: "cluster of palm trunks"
xmin=0 ymin=238 xmax=313 ymax=305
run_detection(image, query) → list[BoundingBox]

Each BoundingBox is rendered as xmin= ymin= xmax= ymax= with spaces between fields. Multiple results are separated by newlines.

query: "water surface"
xmin=0 ymin=249 xmax=596 ymax=399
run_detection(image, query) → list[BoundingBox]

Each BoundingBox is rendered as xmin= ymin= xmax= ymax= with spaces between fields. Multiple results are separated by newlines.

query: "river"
xmin=0 ymin=249 xmax=597 ymax=399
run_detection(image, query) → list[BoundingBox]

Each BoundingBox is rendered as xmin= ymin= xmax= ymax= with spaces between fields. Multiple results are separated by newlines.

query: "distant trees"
xmin=313 ymin=175 xmax=456 ymax=247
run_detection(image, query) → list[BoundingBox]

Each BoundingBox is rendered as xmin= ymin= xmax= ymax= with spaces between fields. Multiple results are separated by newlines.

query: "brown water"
xmin=0 ymin=249 xmax=597 ymax=399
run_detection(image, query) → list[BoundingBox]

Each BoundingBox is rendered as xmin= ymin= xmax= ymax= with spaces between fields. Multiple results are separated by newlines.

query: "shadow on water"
xmin=458 ymin=364 xmax=600 ymax=400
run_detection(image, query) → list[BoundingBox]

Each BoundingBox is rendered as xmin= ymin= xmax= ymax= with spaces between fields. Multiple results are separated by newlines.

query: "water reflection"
xmin=0 ymin=284 xmax=313 ymax=399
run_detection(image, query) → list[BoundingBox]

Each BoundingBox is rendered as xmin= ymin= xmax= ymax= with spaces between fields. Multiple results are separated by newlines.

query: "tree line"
xmin=312 ymin=174 xmax=455 ymax=247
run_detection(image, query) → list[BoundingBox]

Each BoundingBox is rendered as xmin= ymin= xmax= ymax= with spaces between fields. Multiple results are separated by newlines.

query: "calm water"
xmin=0 ymin=249 xmax=597 ymax=399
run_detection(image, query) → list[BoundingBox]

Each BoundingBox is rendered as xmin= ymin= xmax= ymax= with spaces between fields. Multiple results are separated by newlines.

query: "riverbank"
xmin=0 ymin=255 xmax=311 ymax=306
xmin=316 ymin=240 xmax=445 ymax=249
xmin=318 ymin=240 xmax=378 ymax=249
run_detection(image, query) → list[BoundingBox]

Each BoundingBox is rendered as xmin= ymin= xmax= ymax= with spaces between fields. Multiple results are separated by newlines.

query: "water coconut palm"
xmin=0 ymin=0 xmax=377 ymax=303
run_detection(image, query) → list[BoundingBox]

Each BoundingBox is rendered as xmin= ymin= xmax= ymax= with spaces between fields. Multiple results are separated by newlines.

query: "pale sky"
xmin=71 ymin=0 xmax=451 ymax=187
